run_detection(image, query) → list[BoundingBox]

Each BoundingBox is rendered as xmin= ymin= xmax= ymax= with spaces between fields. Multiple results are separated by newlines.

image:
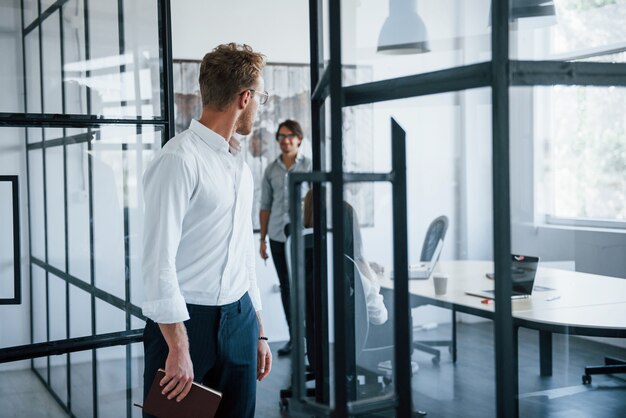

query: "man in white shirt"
xmin=141 ymin=43 xmax=271 ymax=418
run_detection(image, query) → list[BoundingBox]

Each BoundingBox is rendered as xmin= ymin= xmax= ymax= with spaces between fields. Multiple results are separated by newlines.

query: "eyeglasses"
xmin=276 ymin=133 xmax=298 ymax=141
xmin=240 ymin=89 xmax=269 ymax=105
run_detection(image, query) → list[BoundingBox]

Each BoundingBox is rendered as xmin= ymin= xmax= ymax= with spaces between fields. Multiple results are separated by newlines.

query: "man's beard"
xmin=235 ymin=106 xmax=257 ymax=136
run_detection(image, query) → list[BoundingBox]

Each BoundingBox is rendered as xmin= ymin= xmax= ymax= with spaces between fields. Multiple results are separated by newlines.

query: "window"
xmin=540 ymin=80 xmax=626 ymax=225
xmin=533 ymin=0 xmax=626 ymax=226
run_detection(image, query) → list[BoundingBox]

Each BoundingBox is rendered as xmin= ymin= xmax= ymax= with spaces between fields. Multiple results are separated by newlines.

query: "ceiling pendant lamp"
xmin=377 ymin=0 xmax=430 ymax=55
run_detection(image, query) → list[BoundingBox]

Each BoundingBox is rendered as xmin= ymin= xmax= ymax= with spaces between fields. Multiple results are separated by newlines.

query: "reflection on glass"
xmin=70 ymin=350 xmax=94 ymax=417
xmin=50 ymin=355 xmax=69 ymax=405
xmin=92 ymin=145 xmax=125 ymax=299
xmin=67 ymin=138 xmax=92 ymax=282
xmin=512 ymin=0 xmax=626 ymax=60
xmin=28 ymin=149 xmax=45 ymax=260
xmin=42 ymin=10 xmax=63 ymax=114
xmin=45 ymin=145 xmax=66 ymax=270
xmin=25 ymin=29 xmax=41 ymax=113
xmin=96 ymin=299 xmax=125 ymax=335
xmin=16 ymin=0 xmax=166 ymax=118
xmin=22 ymin=0 xmax=38 ymax=28
xmin=96 ymin=346 xmax=128 ymax=418
xmin=70 ymin=285 xmax=92 ymax=339
xmin=49 ymin=274 xmax=67 ymax=341
xmin=0 ymin=3 xmax=23 ymax=113
xmin=31 ymin=265 xmax=47 ymax=345
xmin=91 ymin=127 xmax=161 ymax=298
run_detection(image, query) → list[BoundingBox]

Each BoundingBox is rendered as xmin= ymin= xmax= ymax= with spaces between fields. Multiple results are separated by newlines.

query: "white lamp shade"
xmin=377 ymin=0 xmax=430 ymax=54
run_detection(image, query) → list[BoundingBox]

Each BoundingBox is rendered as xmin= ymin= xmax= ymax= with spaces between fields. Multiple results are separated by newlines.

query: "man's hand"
xmin=157 ymin=323 xmax=194 ymax=402
xmin=160 ymin=347 xmax=194 ymax=402
xmin=259 ymin=240 xmax=269 ymax=260
xmin=257 ymin=339 xmax=272 ymax=381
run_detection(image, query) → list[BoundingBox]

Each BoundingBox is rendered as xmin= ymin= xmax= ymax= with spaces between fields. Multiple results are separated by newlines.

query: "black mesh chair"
xmin=412 ymin=215 xmax=457 ymax=364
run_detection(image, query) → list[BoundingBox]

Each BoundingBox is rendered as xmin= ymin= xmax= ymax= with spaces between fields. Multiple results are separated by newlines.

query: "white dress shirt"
xmin=142 ymin=119 xmax=262 ymax=324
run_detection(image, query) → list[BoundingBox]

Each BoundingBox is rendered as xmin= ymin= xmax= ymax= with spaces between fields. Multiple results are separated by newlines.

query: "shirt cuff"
xmin=142 ymin=293 xmax=190 ymax=323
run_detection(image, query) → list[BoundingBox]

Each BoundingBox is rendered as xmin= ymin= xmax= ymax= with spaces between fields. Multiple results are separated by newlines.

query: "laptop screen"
xmin=511 ymin=255 xmax=539 ymax=294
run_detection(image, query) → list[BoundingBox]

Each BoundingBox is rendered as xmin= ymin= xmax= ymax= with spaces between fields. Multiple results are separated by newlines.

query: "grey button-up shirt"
xmin=260 ymin=153 xmax=312 ymax=242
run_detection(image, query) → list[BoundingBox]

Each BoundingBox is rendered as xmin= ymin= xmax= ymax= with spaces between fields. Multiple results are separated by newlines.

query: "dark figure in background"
xmin=301 ymin=189 xmax=388 ymax=369
xmin=259 ymin=119 xmax=312 ymax=356
xmin=142 ymin=43 xmax=271 ymax=418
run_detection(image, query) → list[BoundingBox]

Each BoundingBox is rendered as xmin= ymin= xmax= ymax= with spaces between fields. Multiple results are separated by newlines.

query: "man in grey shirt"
xmin=259 ymin=119 xmax=312 ymax=356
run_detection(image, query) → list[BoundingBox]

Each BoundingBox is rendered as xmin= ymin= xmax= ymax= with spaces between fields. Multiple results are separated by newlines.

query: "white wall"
xmin=171 ymin=0 xmax=311 ymax=63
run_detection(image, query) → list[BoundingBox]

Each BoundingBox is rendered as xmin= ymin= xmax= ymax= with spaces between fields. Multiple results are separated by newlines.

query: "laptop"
xmin=465 ymin=254 xmax=540 ymax=300
xmin=408 ymin=238 xmax=444 ymax=280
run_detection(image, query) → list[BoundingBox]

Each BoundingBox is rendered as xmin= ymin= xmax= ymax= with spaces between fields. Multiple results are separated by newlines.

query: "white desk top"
xmin=515 ymin=302 xmax=626 ymax=330
xmin=380 ymin=260 xmax=626 ymax=330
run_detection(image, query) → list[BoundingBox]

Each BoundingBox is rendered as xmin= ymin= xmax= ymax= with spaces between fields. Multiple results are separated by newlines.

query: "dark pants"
xmin=143 ymin=293 xmax=258 ymax=418
xmin=269 ymin=239 xmax=291 ymax=338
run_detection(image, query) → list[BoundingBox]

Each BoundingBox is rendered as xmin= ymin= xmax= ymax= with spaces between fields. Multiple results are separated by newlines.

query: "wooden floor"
xmin=1 ymin=322 xmax=624 ymax=417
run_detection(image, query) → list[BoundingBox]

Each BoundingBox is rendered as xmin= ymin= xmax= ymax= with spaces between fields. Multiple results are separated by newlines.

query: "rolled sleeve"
xmin=141 ymin=152 xmax=196 ymax=323
xmin=362 ymin=277 xmax=388 ymax=325
xmin=141 ymin=292 xmax=190 ymax=324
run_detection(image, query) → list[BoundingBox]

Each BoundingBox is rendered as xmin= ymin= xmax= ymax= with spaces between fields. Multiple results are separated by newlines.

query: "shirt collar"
xmin=189 ymin=119 xmax=229 ymax=153
xmin=228 ymin=135 xmax=242 ymax=156
xmin=275 ymin=151 xmax=305 ymax=169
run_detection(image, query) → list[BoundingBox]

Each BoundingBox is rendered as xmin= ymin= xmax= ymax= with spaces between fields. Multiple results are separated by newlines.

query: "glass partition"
xmin=1 ymin=0 xmax=168 ymax=417
xmin=510 ymin=84 xmax=626 ymax=417
xmin=9 ymin=0 xmax=165 ymax=119
xmin=510 ymin=1 xmax=626 ymax=62
xmin=344 ymin=89 xmax=497 ymax=415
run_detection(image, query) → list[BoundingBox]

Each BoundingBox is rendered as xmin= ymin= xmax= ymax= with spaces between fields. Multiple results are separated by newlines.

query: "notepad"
xmin=141 ymin=369 xmax=222 ymax=418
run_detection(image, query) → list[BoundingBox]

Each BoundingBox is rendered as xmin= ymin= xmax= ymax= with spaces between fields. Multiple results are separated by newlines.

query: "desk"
xmin=380 ymin=260 xmax=626 ymax=376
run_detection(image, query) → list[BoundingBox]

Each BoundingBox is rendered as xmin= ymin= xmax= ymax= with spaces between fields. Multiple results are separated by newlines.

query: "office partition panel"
xmin=301 ymin=0 xmax=626 ymax=417
xmin=0 ymin=1 xmax=173 ymax=417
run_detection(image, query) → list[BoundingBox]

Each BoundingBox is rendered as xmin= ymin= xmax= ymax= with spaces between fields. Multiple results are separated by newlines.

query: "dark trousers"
xmin=143 ymin=293 xmax=258 ymax=418
xmin=269 ymin=239 xmax=291 ymax=338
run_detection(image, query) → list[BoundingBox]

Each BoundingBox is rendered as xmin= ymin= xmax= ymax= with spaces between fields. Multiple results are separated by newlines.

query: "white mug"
xmin=433 ymin=273 xmax=448 ymax=296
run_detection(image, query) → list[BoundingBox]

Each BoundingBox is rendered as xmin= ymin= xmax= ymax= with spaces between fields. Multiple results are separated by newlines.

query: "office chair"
xmin=281 ymin=230 xmax=395 ymax=405
xmin=582 ymin=357 xmax=626 ymax=385
xmin=412 ymin=215 xmax=457 ymax=364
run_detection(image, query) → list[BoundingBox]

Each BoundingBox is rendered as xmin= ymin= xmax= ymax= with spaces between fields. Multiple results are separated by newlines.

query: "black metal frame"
xmin=288 ymin=2 xmax=414 ymax=416
xmin=0 ymin=176 xmax=21 ymax=305
xmin=287 ymin=118 xmax=411 ymax=415
xmin=299 ymin=1 xmax=626 ymax=417
xmin=0 ymin=1 xmax=174 ymax=417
